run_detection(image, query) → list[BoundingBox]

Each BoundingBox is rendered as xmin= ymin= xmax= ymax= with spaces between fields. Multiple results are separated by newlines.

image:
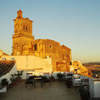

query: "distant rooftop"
xmin=0 ymin=49 xmax=9 ymax=57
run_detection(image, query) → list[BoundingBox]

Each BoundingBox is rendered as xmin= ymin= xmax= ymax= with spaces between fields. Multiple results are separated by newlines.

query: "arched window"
xmin=34 ymin=44 xmax=37 ymax=51
xmin=50 ymin=45 xmax=52 ymax=48
xmin=23 ymin=25 xmax=28 ymax=31
xmin=26 ymin=26 xmax=27 ymax=30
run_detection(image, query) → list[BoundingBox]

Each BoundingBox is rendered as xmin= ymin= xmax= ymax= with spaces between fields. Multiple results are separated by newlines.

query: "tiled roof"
xmin=0 ymin=61 xmax=15 ymax=77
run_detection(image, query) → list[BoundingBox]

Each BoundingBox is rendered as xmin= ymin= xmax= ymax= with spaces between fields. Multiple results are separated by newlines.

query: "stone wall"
xmin=12 ymin=10 xmax=34 ymax=55
xmin=33 ymin=39 xmax=71 ymax=72
xmin=12 ymin=10 xmax=72 ymax=72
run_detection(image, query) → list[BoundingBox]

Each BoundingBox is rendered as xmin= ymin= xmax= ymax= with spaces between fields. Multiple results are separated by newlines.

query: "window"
xmin=26 ymin=26 xmax=27 ymax=30
xmin=34 ymin=44 xmax=37 ymax=51
xmin=23 ymin=25 xmax=28 ymax=31
xmin=70 ymin=62 xmax=72 ymax=65
xmin=50 ymin=45 xmax=52 ymax=48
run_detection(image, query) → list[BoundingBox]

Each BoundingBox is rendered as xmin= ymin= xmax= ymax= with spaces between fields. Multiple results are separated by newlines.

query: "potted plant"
xmin=1 ymin=78 xmax=9 ymax=87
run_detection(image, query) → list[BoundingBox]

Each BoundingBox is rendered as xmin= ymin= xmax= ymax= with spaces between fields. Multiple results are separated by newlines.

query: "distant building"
xmin=0 ymin=49 xmax=8 ymax=57
xmin=12 ymin=10 xmax=72 ymax=72
xmin=70 ymin=61 xmax=92 ymax=77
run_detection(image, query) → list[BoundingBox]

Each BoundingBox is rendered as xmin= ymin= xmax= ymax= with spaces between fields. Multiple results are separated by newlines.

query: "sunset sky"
xmin=0 ymin=0 xmax=100 ymax=63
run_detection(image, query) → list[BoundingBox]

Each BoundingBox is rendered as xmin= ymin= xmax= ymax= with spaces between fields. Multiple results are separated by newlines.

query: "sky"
xmin=0 ymin=0 xmax=100 ymax=63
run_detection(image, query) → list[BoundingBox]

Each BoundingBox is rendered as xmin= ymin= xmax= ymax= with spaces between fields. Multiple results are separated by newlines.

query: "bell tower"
xmin=12 ymin=10 xmax=34 ymax=55
xmin=17 ymin=10 xmax=23 ymax=18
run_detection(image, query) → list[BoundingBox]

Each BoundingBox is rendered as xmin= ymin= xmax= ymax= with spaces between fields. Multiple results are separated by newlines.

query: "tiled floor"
xmin=1 ymin=81 xmax=81 ymax=100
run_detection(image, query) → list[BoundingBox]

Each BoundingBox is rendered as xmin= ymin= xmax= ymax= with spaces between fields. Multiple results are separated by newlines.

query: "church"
xmin=0 ymin=10 xmax=92 ymax=77
xmin=12 ymin=10 xmax=72 ymax=72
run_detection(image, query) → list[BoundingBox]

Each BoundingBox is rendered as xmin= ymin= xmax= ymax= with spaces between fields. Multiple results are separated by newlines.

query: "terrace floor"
xmin=0 ymin=81 xmax=81 ymax=100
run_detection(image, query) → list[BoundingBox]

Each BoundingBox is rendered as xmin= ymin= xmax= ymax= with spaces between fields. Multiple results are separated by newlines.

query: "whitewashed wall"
xmin=0 ymin=55 xmax=52 ymax=74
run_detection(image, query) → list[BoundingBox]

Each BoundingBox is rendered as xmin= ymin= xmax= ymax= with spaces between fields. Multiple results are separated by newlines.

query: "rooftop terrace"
xmin=0 ymin=81 xmax=81 ymax=100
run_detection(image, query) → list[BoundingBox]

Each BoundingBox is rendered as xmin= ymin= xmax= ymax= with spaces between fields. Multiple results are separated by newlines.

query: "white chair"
xmin=0 ymin=87 xmax=7 ymax=93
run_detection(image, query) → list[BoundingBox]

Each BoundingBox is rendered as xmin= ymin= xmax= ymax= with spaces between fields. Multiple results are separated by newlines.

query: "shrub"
xmin=1 ymin=78 xmax=8 ymax=86
xmin=57 ymin=73 xmax=63 ymax=79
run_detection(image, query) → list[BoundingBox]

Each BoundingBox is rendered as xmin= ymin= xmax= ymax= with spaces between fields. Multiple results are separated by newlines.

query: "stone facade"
xmin=33 ymin=39 xmax=71 ymax=71
xmin=70 ymin=61 xmax=92 ymax=77
xmin=12 ymin=10 xmax=34 ymax=55
xmin=12 ymin=10 xmax=72 ymax=72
